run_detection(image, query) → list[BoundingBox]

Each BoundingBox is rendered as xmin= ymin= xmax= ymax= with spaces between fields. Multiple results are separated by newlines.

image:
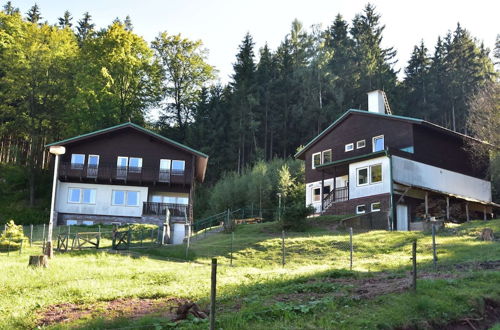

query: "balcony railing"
xmin=59 ymin=162 xmax=190 ymax=185
xmin=322 ymin=186 xmax=349 ymax=211
xmin=142 ymin=202 xmax=189 ymax=218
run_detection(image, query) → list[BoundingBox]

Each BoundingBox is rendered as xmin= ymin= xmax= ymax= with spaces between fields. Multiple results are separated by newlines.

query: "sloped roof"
xmin=294 ymin=109 xmax=488 ymax=159
xmin=46 ymin=122 xmax=209 ymax=182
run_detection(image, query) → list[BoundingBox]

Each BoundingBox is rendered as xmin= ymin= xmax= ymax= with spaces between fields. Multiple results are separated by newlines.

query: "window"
xmin=71 ymin=154 xmax=85 ymax=169
xmin=87 ymin=155 xmax=99 ymax=177
xmin=112 ymin=190 xmax=140 ymax=206
xmin=128 ymin=157 xmax=143 ymax=173
xmin=82 ymin=221 xmax=94 ymax=226
xmin=372 ymin=135 xmax=385 ymax=152
xmin=356 ymin=140 xmax=366 ymax=149
xmin=312 ymin=152 xmax=321 ymax=169
xmin=126 ymin=191 xmax=139 ymax=206
xmin=357 ymin=167 xmax=369 ymax=186
xmin=116 ymin=156 xmax=128 ymax=178
xmin=68 ymin=188 xmax=81 ymax=203
xmin=371 ymin=202 xmax=381 ymax=212
xmin=345 ymin=143 xmax=354 ymax=152
xmin=66 ymin=220 xmax=77 ymax=226
xmin=68 ymin=188 xmax=96 ymax=204
xmin=312 ymin=187 xmax=321 ymax=202
xmin=370 ymin=164 xmax=382 ymax=183
xmin=356 ymin=205 xmax=366 ymax=214
xmin=82 ymin=189 xmax=96 ymax=204
xmin=112 ymin=190 xmax=126 ymax=205
xmin=400 ymin=146 xmax=414 ymax=153
xmin=322 ymin=149 xmax=332 ymax=164
xmin=159 ymin=159 xmax=171 ymax=182
xmin=172 ymin=160 xmax=185 ymax=175
xmin=177 ymin=197 xmax=189 ymax=205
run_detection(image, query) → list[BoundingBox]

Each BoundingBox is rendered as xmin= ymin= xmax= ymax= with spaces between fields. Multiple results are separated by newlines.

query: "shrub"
xmin=281 ymin=202 xmax=315 ymax=232
xmin=0 ymin=220 xmax=28 ymax=251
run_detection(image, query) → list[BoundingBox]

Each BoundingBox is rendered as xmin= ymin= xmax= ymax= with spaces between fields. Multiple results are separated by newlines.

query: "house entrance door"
xmin=396 ymin=204 xmax=408 ymax=231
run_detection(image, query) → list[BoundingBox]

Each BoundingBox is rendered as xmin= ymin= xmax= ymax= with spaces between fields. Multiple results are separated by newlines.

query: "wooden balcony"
xmin=58 ymin=162 xmax=191 ymax=186
xmin=142 ymin=202 xmax=189 ymax=218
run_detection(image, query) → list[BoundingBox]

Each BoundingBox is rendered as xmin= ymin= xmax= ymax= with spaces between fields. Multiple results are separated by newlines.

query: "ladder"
xmin=381 ymin=91 xmax=392 ymax=115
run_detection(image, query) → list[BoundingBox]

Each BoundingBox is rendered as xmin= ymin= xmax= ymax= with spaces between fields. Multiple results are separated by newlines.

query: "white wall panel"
xmin=349 ymin=156 xmax=390 ymax=199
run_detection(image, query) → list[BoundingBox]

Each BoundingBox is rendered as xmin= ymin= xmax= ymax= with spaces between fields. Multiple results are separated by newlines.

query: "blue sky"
xmin=10 ymin=0 xmax=500 ymax=84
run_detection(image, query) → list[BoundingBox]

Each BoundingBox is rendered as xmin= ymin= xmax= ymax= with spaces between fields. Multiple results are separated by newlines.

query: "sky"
xmin=10 ymin=0 xmax=500 ymax=84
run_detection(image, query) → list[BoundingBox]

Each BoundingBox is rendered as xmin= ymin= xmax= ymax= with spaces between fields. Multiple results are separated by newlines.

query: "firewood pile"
xmin=414 ymin=197 xmax=463 ymax=220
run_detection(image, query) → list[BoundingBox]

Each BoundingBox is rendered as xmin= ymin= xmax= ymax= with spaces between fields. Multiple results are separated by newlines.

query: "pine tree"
xmin=2 ymin=1 xmax=19 ymax=15
xmin=124 ymin=15 xmax=133 ymax=31
xmin=58 ymin=10 xmax=72 ymax=28
xmin=76 ymin=12 xmax=95 ymax=43
xmin=402 ymin=41 xmax=431 ymax=118
xmin=26 ymin=4 xmax=42 ymax=24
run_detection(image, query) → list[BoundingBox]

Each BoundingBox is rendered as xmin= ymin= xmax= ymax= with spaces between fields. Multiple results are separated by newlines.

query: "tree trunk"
xmin=28 ymin=255 xmax=49 ymax=267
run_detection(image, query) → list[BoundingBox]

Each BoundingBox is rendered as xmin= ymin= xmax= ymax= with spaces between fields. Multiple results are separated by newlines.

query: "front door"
xmin=396 ymin=204 xmax=408 ymax=231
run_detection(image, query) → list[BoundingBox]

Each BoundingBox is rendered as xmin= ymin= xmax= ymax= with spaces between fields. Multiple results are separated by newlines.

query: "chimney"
xmin=367 ymin=90 xmax=385 ymax=114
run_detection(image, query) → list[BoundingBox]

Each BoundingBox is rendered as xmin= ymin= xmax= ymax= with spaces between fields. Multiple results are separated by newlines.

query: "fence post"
xmin=7 ymin=239 xmax=11 ymax=256
xmin=349 ymin=227 xmax=353 ymax=271
xmin=412 ymin=240 xmax=417 ymax=292
xmin=432 ymin=224 xmax=437 ymax=270
xmin=281 ymin=230 xmax=286 ymax=267
xmin=210 ymin=258 xmax=217 ymax=330
xmin=230 ymin=231 xmax=234 ymax=267
xmin=30 ymin=224 xmax=33 ymax=247
xmin=185 ymin=231 xmax=190 ymax=260
xmin=42 ymin=224 xmax=46 ymax=242
xmin=19 ymin=239 xmax=23 ymax=255
xmin=68 ymin=225 xmax=70 ymax=235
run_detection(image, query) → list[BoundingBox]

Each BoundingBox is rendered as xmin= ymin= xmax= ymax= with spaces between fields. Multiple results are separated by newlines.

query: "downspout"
xmin=387 ymin=149 xmax=394 ymax=231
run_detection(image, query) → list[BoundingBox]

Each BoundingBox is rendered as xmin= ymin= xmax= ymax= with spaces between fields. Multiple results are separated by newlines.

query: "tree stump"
xmin=28 ymin=255 xmax=49 ymax=268
xmin=481 ymin=228 xmax=494 ymax=241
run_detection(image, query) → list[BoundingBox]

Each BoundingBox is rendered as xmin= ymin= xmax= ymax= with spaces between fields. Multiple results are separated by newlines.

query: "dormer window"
xmin=71 ymin=154 xmax=85 ymax=169
xmin=345 ymin=143 xmax=354 ymax=152
xmin=372 ymin=135 xmax=384 ymax=152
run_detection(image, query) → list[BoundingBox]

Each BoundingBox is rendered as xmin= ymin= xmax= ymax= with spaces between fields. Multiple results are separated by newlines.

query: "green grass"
xmin=0 ymin=219 xmax=499 ymax=329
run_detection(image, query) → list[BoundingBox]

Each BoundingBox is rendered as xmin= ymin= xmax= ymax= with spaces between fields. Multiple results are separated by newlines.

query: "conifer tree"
xmin=58 ymin=10 xmax=72 ymax=28
xmin=76 ymin=12 xmax=95 ymax=43
xmin=2 ymin=1 xmax=19 ymax=15
xmin=26 ymin=3 xmax=41 ymax=24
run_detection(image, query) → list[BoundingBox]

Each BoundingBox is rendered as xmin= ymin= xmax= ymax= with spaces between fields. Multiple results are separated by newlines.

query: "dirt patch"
xmin=37 ymin=297 xmax=188 ymax=327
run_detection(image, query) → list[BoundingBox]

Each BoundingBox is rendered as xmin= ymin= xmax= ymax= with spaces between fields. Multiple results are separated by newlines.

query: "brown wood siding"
xmin=59 ymin=127 xmax=195 ymax=184
xmin=304 ymin=114 xmax=413 ymax=183
xmin=412 ymin=125 xmax=488 ymax=179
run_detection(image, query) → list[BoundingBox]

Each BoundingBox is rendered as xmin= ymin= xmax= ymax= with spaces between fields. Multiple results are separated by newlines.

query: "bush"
xmin=0 ymin=220 xmax=28 ymax=251
xmin=281 ymin=203 xmax=315 ymax=232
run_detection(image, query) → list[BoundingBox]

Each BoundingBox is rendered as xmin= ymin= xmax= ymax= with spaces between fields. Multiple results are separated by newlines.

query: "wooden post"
xmin=19 ymin=239 xmax=23 ymax=255
xmin=28 ymin=255 xmax=49 ymax=267
xmin=30 ymin=224 xmax=33 ymax=247
xmin=412 ymin=240 xmax=417 ymax=291
xmin=465 ymin=203 xmax=470 ymax=222
xmin=42 ymin=224 xmax=46 ymax=242
xmin=230 ymin=231 xmax=234 ymax=267
xmin=446 ymin=197 xmax=450 ymax=220
xmin=424 ymin=192 xmax=429 ymax=219
xmin=281 ymin=230 xmax=286 ymax=267
xmin=432 ymin=224 xmax=437 ymax=270
xmin=185 ymin=231 xmax=190 ymax=260
xmin=321 ymin=171 xmax=325 ymax=212
xmin=210 ymin=258 xmax=217 ymax=330
xmin=483 ymin=206 xmax=487 ymax=221
xmin=349 ymin=227 xmax=353 ymax=271
xmin=7 ymin=239 xmax=10 ymax=256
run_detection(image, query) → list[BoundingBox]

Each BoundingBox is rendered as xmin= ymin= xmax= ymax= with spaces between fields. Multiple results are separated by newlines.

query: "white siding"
xmin=349 ymin=156 xmax=391 ymax=199
xmin=305 ymin=176 xmax=348 ymax=213
xmin=392 ymin=156 xmax=491 ymax=202
xmin=56 ymin=181 xmax=148 ymax=217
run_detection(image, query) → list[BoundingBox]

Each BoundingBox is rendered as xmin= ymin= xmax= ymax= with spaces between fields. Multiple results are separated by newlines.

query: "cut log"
xmin=28 ymin=255 xmax=49 ymax=268
xmin=480 ymin=228 xmax=494 ymax=241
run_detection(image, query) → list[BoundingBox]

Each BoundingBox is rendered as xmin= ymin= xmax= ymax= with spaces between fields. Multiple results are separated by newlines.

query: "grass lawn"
xmin=0 ymin=219 xmax=499 ymax=329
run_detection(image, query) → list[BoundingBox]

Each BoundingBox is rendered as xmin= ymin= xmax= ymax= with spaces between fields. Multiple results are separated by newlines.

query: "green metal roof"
xmin=316 ymin=150 xmax=388 ymax=169
xmin=294 ymin=109 xmax=423 ymax=159
xmin=46 ymin=122 xmax=209 ymax=158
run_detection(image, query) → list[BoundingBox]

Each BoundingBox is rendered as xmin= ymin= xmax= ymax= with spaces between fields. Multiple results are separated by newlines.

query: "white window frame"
xmin=356 ymin=205 xmax=366 ymax=214
xmin=322 ymin=149 xmax=332 ymax=164
xmin=71 ymin=154 xmax=85 ymax=169
xmin=128 ymin=157 xmax=143 ymax=173
xmin=312 ymin=152 xmax=321 ymax=169
xmin=370 ymin=164 xmax=383 ymax=184
xmin=372 ymin=135 xmax=385 ymax=152
xmin=312 ymin=187 xmax=321 ymax=202
xmin=371 ymin=202 xmax=381 ymax=212
xmin=88 ymin=155 xmax=100 ymax=167
xmin=81 ymin=188 xmax=96 ymax=204
xmin=112 ymin=190 xmax=140 ymax=207
xmin=172 ymin=160 xmax=185 ymax=174
xmin=345 ymin=143 xmax=354 ymax=152
xmin=68 ymin=188 xmax=81 ymax=203
xmin=356 ymin=167 xmax=369 ymax=186
xmin=356 ymin=140 xmax=366 ymax=149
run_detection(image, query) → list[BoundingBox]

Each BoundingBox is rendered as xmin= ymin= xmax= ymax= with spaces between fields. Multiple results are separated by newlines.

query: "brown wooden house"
xmin=46 ymin=122 xmax=208 ymax=242
xmin=295 ymin=90 xmax=497 ymax=230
